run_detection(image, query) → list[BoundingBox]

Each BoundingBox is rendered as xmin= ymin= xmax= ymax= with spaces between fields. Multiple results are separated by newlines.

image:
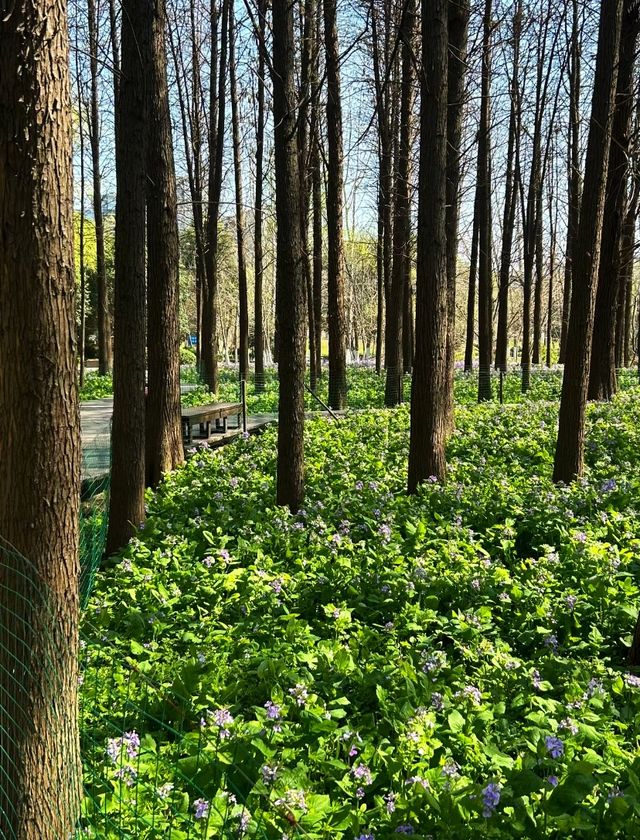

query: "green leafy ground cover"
xmin=81 ymin=388 xmax=640 ymax=838
xmin=79 ymin=365 xmax=640 ymax=412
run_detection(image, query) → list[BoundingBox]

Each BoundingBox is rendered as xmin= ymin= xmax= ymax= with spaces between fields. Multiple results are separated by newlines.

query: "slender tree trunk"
xmin=229 ymin=2 xmax=249 ymax=383
xmin=464 ymin=204 xmax=479 ymax=371
xmin=546 ymin=176 xmax=558 ymax=367
xmin=371 ymin=0 xmax=393 ymax=369
xmin=532 ymin=187 xmax=544 ymax=364
xmin=445 ymin=0 xmax=470 ymax=426
xmin=0 ymin=1 xmax=81 ymax=835
xmin=588 ymin=5 xmax=639 ymax=401
xmin=559 ymin=0 xmax=582 ymax=364
xmin=312 ymin=118 xmax=323 ymax=378
xmin=299 ymin=0 xmax=316 ymax=390
xmin=385 ymin=0 xmax=415 ymax=406
xmin=408 ymin=0 xmax=448 ymax=489
xmin=495 ymin=3 xmax=521 ymax=373
xmin=272 ymin=0 xmax=306 ymax=510
xmin=477 ymin=0 xmax=493 ymax=401
xmin=375 ymin=182 xmax=384 ymax=373
xmin=107 ymin=0 xmax=149 ymax=552
xmin=621 ymin=188 xmax=638 ymax=367
xmin=553 ymin=0 xmax=623 ymax=484
xmin=324 ymin=0 xmax=347 ymax=407
xmin=202 ymin=0 xmax=229 ymax=393
xmin=254 ymin=0 xmax=266 ymax=389
xmin=77 ymin=65 xmax=87 ymax=388
xmin=146 ymin=0 xmax=184 ymax=487
xmin=88 ymin=0 xmax=112 ymax=374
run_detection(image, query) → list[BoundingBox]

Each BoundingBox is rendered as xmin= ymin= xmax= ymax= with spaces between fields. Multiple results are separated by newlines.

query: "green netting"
xmin=0 ymin=535 xmax=82 ymax=838
xmin=80 ymin=434 xmax=111 ymax=609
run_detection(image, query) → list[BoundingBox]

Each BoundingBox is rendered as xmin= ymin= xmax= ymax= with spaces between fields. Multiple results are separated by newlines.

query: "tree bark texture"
xmin=559 ymin=0 xmax=582 ymax=364
xmin=476 ymin=0 xmax=493 ymax=401
xmin=254 ymin=0 xmax=266 ymax=388
xmin=495 ymin=3 xmax=521 ymax=373
xmin=385 ymin=0 xmax=415 ymax=406
xmin=88 ymin=0 xmax=113 ymax=375
xmin=107 ymin=0 xmax=150 ymax=552
xmin=588 ymin=4 xmax=639 ymax=401
xmin=272 ymin=0 xmax=306 ymax=511
xmin=230 ymin=1 xmax=250 ymax=383
xmin=553 ymin=0 xmax=623 ymax=484
xmin=0 ymin=0 xmax=82 ymax=833
xmin=146 ymin=0 xmax=184 ymax=487
xmin=408 ymin=0 xmax=448 ymax=490
xmin=445 ymin=0 xmax=469 ymax=426
xmin=324 ymin=0 xmax=347 ymax=408
xmin=202 ymin=0 xmax=229 ymax=393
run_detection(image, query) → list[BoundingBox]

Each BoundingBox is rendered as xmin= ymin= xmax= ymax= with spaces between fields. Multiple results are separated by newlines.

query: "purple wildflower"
xmin=482 ymin=783 xmax=501 ymax=818
xmin=193 ymin=798 xmax=209 ymax=820
xmin=546 ymin=775 xmax=559 ymax=787
xmin=625 ymin=674 xmax=640 ymax=688
xmin=395 ymin=826 xmax=415 ymax=835
xmin=384 ymin=792 xmax=396 ymax=813
xmin=545 ymin=735 xmax=564 ymax=759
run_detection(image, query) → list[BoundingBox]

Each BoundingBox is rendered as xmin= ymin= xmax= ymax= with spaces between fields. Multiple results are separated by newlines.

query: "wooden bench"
xmin=181 ymin=403 xmax=243 ymax=445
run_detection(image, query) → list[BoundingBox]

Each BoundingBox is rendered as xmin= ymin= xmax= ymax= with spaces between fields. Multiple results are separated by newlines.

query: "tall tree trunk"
xmin=464 ymin=204 xmax=479 ymax=371
xmin=202 ymin=0 xmax=229 ymax=393
xmin=621 ymin=185 xmax=639 ymax=367
xmin=272 ymin=0 xmax=306 ymax=510
xmin=76 ymin=63 xmax=87 ymax=388
xmin=299 ymin=0 xmax=316 ymax=390
xmin=408 ymin=0 xmax=448 ymax=489
xmin=385 ymin=0 xmax=415 ymax=406
xmin=559 ymin=0 xmax=582 ymax=364
xmin=553 ymin=0 xmax=623 ymax=484
xmin=445 ymin=0 xmax=470 ymax=426
xmin=546 ymin=174 xmax=558 ymax=367
xmin=588 ymin=4 xmax=639 ymax=401
xmin=0 ymin=0 xmax=81 ymax=834
xmin=477 ymin=0 xmax=493 ymax=401
xmin=371 ymin=0 xmax=393 ymax=370
xmin=88 ymin=0 xmax=112 ymax=374
xmin=254 ymin=0 xmax=266 ymax=389
xmin=146 ymin=0 xmax=184 ymax=487
xmin=495 ymin=2 xmax=521 ymax=373
xmin=311 ymin=117 xmax=323 ymax=379
xmin=107 ymin=0 xmax=149 ymax=552
xmin=229 ymin=2 xmax=249 ymax=383
xmin=324 ymin=0 xmax=347 ymax=408
xmin=532 ymin=187 xmax=544 ymax=364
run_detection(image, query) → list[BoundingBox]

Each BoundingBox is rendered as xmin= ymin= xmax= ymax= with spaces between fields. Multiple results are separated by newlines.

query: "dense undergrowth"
xmin=80 ymin=384 xmax=640 ymax=838
xmin=79 ymin=364 xmax=640 ymax=412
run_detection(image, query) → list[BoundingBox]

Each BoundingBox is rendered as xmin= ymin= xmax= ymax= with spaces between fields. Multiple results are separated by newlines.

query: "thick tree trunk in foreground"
xmin=324 ymin=0 xmax=347 ymax=408
xmin=0 ymin=0 xmax=81 ymax=833
xmin=88 ymin=0 xmax=112 ymax=375
xmin=408 ymin=0 xmax=448 ymax=490
xmin=107 ymin=0 xmax=149 ymax=552
xmin=146 ymin=0 xmax=184 ymax=487
xmin=272 ymin=0 xmax=306 ymax=510
xmin=553 ymin=0 xmax=623 ymax=484
xmin=588 ymin=5 xmax=639 ymax=401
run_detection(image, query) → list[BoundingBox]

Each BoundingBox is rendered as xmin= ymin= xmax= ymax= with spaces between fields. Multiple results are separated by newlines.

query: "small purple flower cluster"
xmin=482 ymin=782 xmax=501 ymax=818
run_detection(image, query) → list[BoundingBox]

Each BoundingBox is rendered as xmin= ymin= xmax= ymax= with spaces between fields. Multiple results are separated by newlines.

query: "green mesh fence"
xmin=0 ymin=535 xmax=82 ymax=838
